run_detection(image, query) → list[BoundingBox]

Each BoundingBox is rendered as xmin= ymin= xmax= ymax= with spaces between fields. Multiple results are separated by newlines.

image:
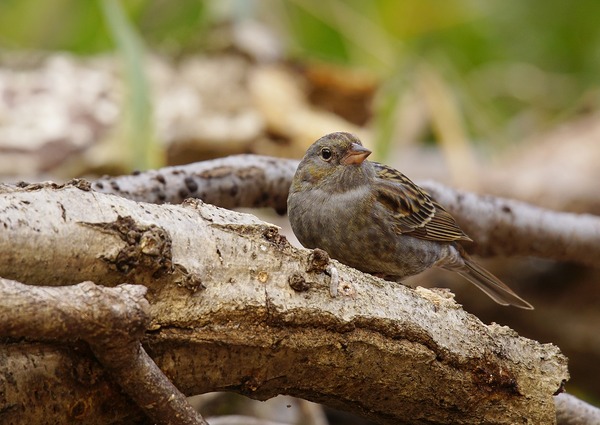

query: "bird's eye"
xmin=320 ymin=148 xmax=332 ymax=161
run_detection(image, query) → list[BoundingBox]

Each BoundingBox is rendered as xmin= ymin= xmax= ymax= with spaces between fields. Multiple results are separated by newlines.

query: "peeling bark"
xmin=0 ymin=183 xmax=570 ymax=424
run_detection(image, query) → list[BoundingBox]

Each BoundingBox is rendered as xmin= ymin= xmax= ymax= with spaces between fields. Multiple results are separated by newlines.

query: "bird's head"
xmin=292 ymin=132 xmax=373 ymax=191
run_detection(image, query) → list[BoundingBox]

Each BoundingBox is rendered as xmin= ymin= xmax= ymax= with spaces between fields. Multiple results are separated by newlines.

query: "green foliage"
xmin=0 ymin=0 xmax=207 ymax=54
xmin=279 ymin=2 xmax=352 ymax=63
xmin=1 ymin=0 xmax=599 ymax=157
xmin=101 ymin=0 xmax=159 ymax=171
xmin=2 ymin=0 xmax=599 ymax=79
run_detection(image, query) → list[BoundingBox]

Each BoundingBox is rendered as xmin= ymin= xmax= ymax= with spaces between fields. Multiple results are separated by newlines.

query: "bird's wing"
xmin=372 ymin=162 xmax=472 ymax=242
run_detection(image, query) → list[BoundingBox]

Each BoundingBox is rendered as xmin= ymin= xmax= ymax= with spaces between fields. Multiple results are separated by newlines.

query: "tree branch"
xmin=88 ymin=155 xmax=600 ymax=267
xmin=0 ymin=278 xmax=207 ymax=425
xmin=206 ymin=416 xmax=293 ymax=425
xmin=91 ymin=155 xmax=298 ymax=214
xmin=422 ymin=181 xmax=600 ymax=267
xmin=0 ymin=183 xmax=568 ymax=424
xmin=555 ymin=393 xmax=600 ymax=425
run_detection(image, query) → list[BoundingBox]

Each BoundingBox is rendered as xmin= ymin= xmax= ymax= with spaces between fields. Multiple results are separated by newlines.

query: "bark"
xmin=89 ymin=155 xmax=600 ymax=267
xmin=555 ymin=393 xmax=600 ymax=425
xmin=0 ymin=183 xmax=569 ymax=424
xmin=0 ymin=279 xmax=207 ymax=425
xmin=90 ymin=155 xmax=298 ymax=214
xmin=205 ymin=417 xmax=292 ymax=425
xmin=422 ymin=181 xmax=600 ymax=266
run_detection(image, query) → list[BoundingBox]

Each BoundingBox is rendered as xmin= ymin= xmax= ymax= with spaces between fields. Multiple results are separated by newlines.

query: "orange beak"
xmin=341 ymin=143 xmax=371 ymax=165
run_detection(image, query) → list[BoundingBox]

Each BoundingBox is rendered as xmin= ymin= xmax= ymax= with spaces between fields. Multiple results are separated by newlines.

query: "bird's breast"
xmin=288 ymin=185 xmax=378 ymax=256
xmin=288 ymin=185 xmax=448 ymax=278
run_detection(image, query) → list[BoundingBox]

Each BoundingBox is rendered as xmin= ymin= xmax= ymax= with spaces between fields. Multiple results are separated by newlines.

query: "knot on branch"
xmin=82 ymin=216 xmax=174 ymax=277
xmin=306 ymin=248 xmax=330 ymax=274
xmin=288 ymin=273 xmax=310 ymax=292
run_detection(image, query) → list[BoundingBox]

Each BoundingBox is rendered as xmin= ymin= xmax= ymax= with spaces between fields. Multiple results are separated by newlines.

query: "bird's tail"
xmin=456 ymin=258 xmax=534 ymax=310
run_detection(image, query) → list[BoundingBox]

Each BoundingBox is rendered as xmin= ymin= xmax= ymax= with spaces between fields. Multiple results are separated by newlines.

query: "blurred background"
xmin=1 ymin=0 xmax=599 ymax=422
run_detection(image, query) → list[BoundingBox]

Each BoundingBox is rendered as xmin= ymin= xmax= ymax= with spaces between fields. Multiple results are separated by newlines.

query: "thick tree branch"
xmin=91 ymin=155 xmax=298 ymax=214
xmin=0 ymin=184 xmax=569 ymax=424
xmin=0 ymin=280 xmax=148 ymax=340
xmin=0 ymin=279 xmax=207 ymax=425
xmin=422 ymin=181 xmax=600 ymax=267
xmin=206 ymin=416 xmax=292 ymax=425
xmin=88 ymin=155 xmax=600 ymax=267
xmin=555 ymin=393 xmax=600 ymax=425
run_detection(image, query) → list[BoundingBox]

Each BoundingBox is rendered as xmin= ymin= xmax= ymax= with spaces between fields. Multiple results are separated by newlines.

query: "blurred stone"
xmin=301 ymin=62 xmax=377 ymax=126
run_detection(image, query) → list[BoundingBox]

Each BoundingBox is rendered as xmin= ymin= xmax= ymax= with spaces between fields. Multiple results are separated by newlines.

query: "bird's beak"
xmin=341 ymin=143 xmax=371 ymax=165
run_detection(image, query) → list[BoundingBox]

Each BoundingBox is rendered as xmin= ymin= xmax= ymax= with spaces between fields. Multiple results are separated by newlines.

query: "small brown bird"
xmin=287 ymin=132 xmax=533 ymax=309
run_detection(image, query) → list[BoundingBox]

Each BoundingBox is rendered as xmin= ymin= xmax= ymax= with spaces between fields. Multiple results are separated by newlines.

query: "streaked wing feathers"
xmin=373 ymin=162 xmax=471 ymax=242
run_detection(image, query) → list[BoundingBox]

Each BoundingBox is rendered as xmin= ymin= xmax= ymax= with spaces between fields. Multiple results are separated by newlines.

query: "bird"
xmin=287 ymin=132 xmax=533 ymax=309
